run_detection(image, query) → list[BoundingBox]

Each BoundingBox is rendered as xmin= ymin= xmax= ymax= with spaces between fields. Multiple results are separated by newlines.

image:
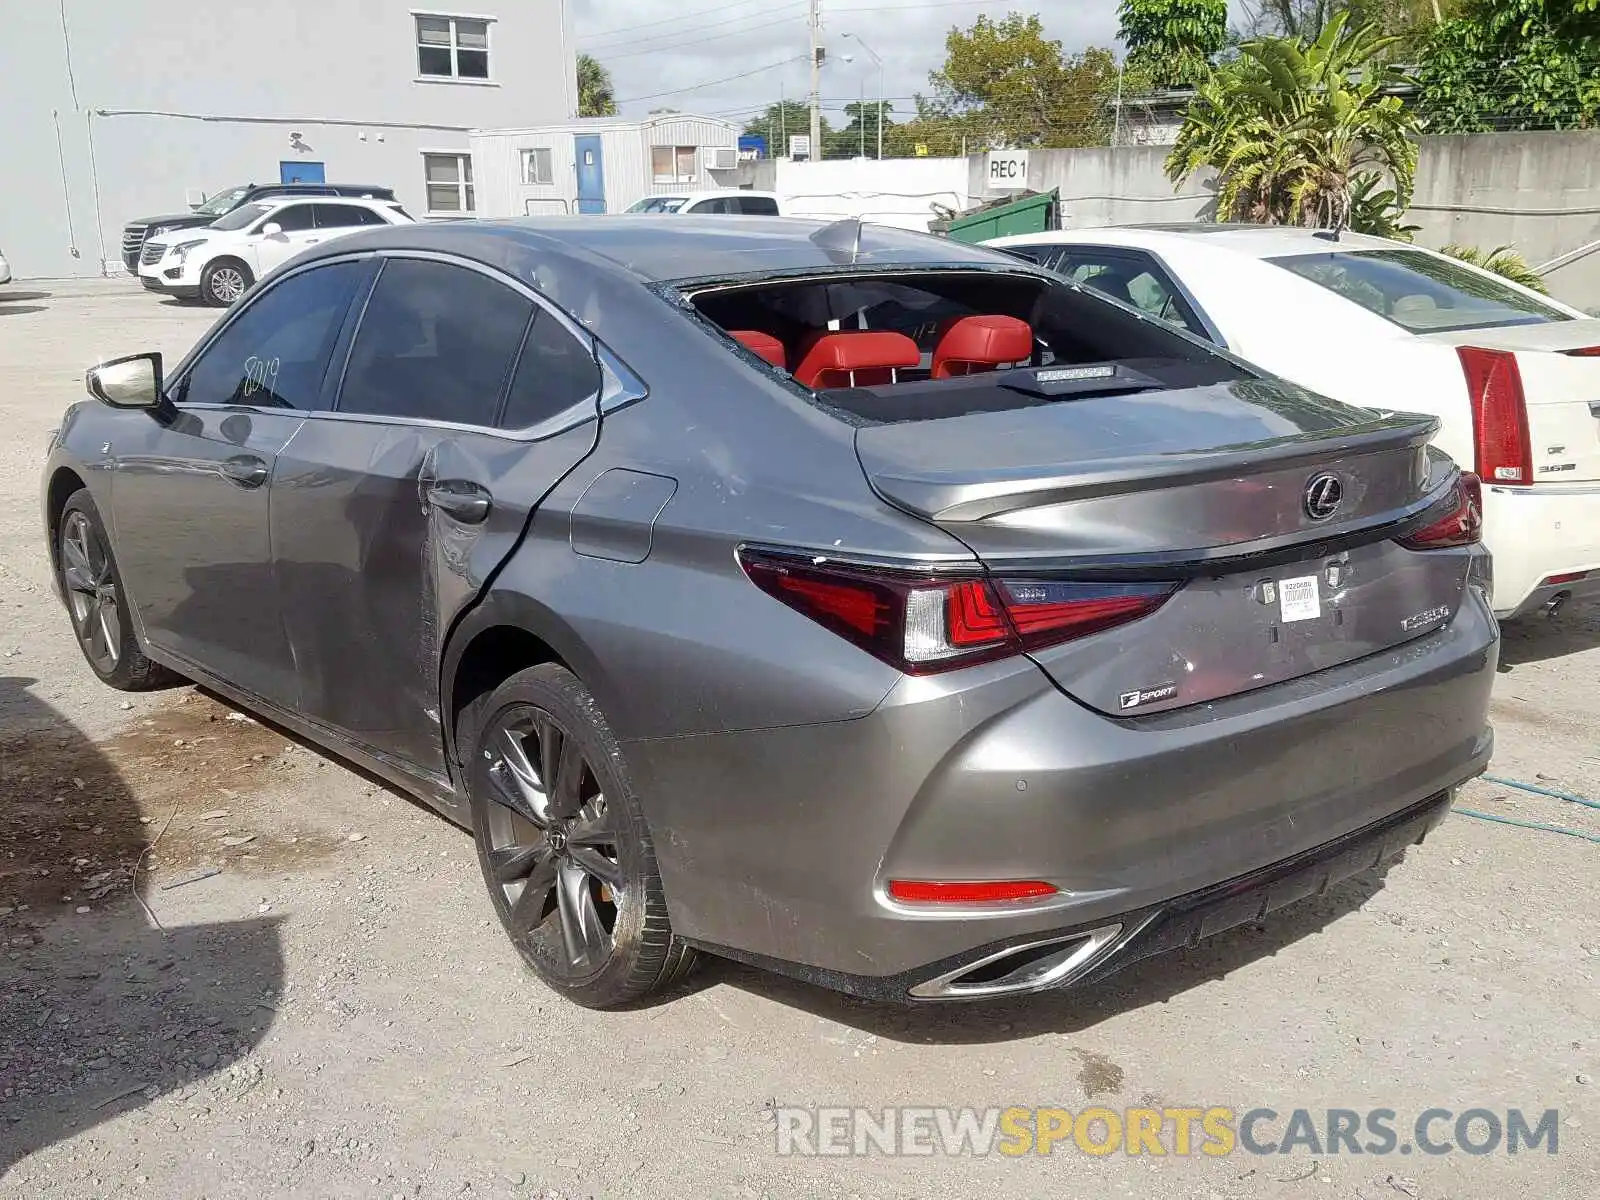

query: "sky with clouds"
xmin=571 ymin=0 xmax=1138 ymax=125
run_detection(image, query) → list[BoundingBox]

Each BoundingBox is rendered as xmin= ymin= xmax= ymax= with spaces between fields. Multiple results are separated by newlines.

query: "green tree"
xmin=926 ymin=14 xmax=1122 ymax=148
xmin=826 ymin=101 xmax=897 ymax=158
xmin=1236 ymin=1 xmax=1457 ymax=44
xmin=1417 ymin=0 xmax=1600 ymax=133
xmin=577 ymin=54 xmax=617 ymax=117
xmin=1117 ymin=0 xmax=1228 ymax=88
xmin=743 ymin=100 xmax=825 ymax=154
xmin=1167 ymin=12 xmax=1421 ymax=230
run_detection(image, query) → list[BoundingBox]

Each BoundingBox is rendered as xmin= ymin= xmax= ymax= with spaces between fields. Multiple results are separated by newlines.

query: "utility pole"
xmin=1111 ymin=60 xmax=1123 ymax=149
xmin=808 ymin=0 xmax=822 ymax=160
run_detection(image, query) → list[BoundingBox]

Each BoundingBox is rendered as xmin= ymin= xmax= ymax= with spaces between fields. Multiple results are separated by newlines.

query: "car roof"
xmin=992 ymin=223 xmax=1407 ymax=260
xmin=295 ymin=215 xmax=1008 ymax=284
xmin=255 ymin=195 xmax=398 ymax=209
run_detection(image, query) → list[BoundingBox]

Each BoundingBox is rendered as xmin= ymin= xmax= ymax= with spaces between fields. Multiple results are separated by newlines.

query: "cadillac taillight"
xmin=1458 ymin=346 xmax=1532 ymax=485
xmin=737 ymin=549 xmax=1176 ymax=675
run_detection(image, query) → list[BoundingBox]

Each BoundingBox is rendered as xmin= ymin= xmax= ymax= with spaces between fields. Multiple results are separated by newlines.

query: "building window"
xmin=522 ymin=148 xmax=554 ymax=186
xmin=650 ymin=146 xmax=699 ymax=185
xmin=424 ymin=153 xmax=475 ymax=214
xmin=416 ymin=14 xmax=491 ymax=80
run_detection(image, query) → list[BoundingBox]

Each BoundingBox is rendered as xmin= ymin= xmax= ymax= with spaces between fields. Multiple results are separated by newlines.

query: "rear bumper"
xmin=1485 ymin=482 xmax=1600 ymax=617
xmin=629 ymin=583 xmax=1499 ymax=994
xmin=706 ymin=789 xmax=1455 ymax=1002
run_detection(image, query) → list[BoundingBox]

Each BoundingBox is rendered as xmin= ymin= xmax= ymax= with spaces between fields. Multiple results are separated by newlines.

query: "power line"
xmin=615 ymin=55 xmax=810 ymax=104
xmin=579 ymin=1 xmax=804 ymax=48
xmin=600 ymin=17 xmax=808 ymax=62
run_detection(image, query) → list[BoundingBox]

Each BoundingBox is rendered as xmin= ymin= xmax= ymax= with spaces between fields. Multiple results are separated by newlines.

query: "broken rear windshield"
xmin=686 ymin=268 xmax=1248 ymax=420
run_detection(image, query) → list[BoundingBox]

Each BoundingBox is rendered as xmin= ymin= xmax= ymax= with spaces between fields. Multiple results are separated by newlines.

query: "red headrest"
xmin=730 ymin=330 xmax=787 ymax=369
xmin=932 ymin=315 xmax=1033 ymax=379
xmin=794 ymin=331 xmax=922 ymax=389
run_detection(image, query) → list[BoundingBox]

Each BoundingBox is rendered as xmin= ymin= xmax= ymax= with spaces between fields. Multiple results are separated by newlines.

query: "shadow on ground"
xmin=0 ymin=676 xmax=285 ymax=1179
xmin=700 ymin=862 xmax=1394 ymax=1047
xmin=1498 ymin=602 xmax=1600 ymax=670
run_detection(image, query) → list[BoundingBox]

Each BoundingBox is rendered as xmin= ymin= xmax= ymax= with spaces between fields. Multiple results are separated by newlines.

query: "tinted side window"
xmin=500 ymin=311 xmax=601 ymax=430
xmin=313 ymin=204 xmax=383 ymax=229
xmin=177 ymin=262 xmax=364 ymax=409
xmin=337 ymin=259 xmax=533 ymax=425
xmin=737 ymin=196 xmax=780 ymax=216
xmin=268 ymin=204 xmax=316 ymax=233
xmin=1060 ymin=251 xmax=1206 ymax=336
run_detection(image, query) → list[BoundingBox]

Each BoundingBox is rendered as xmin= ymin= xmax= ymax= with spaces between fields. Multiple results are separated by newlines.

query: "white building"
xmin=471 ymin=115 xmax=741 ymax=218
xmin=2 ymin=0 xmax=577 ymax=279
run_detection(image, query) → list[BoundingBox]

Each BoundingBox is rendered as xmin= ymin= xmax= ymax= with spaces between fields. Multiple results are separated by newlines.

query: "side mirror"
xmin=86 ymin=352 xmax=164 ymax=409
xmin=261 ymin=222 xmax=283 ymax=236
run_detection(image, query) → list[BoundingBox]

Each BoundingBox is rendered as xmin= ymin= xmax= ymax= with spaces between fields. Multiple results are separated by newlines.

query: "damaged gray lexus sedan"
xmin=42 ymin=216 xmax=1496 ymax=1007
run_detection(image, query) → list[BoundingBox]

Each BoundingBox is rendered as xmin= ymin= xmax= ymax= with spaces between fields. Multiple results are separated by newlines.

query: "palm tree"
xmin=577 ymin=54 xmax=617 ymax=118
xmin=1166 ymin=12 xmax=1420 ymax=233
xmin=1441 ymin=244 xmax=1550 ymax=294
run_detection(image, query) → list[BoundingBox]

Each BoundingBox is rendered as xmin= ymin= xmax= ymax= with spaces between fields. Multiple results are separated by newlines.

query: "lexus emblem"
xmin=1304 ymin=473 xmax=1343 ymax=521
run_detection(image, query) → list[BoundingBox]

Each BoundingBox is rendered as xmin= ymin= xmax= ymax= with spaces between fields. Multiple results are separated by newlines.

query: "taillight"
xmin=737 ymin=549 xmax=1176 ymax=675
xmin=1562 ymin=346 xmax=1600 ymax=357
xmin=1399 ymin=472 xmax=1483 ymax=549
xmin=1458 ymin=346 xmax=1532 ymax=484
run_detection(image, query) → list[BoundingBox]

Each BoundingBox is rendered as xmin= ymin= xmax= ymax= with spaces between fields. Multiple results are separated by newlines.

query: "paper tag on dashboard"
xmin=1279 ymin=575 xmax=1321 ymax=622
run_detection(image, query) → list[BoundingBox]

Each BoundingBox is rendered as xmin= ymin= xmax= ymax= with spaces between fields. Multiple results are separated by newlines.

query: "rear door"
xmin=269 ymin=254 xmax=605 ymax=779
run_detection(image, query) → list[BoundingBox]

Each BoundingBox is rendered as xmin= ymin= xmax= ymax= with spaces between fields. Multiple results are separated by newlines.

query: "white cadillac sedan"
xmin=137 ymin=196 xmax=412 ymax=307
xmin=987 ymin=224 xmax=1600 ymax=619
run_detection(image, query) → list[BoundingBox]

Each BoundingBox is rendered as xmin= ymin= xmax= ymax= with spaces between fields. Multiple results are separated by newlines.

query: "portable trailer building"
xmin=470 ymin=114 xmax=741 ymax=218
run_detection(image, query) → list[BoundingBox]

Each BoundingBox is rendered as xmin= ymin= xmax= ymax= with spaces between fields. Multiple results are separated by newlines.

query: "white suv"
xmin=623 ymin=190 xmax=785 ymax=216
xmin=138 ymin=197 xmax=412 ymax=306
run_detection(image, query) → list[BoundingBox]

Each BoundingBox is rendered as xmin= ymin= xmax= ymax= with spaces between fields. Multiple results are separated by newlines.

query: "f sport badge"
xmin=1119 ymin=682 xmax=1179 ymax=711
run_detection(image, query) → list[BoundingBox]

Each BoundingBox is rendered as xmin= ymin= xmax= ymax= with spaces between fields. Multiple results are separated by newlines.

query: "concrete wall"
xmin=1408 ymin=134 xmax=1600 ymax=312
xmin=5 ymin=0 xmax=575 ymax=279
xmin=955 ymin=133 xmax=1600 ymax=309
xmin=775 ymin=158 xmax=976 ymax=231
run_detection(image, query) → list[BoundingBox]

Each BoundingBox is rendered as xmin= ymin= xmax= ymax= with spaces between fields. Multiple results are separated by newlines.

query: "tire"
xmin=56 ymin=489 xmax=178 ymax=691
xmin=199 ymin=258 xmax=252 ymax=307
xmin=465 ymin=664 xmax=697 ymax=1008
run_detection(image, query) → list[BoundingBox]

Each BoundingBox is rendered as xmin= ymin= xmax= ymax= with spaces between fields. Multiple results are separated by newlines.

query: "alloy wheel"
xmin=60 ymin=510 xmax=121 ymax=675
xmin=482 ymin=705 xmax=624 ymax=976
xmin=210 ymin=267 xmax=246 ymax=303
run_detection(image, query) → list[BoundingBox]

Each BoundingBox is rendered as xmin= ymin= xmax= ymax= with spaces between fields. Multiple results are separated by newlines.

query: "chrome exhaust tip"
xmin=1544 ymin=591 xmax=1570 ymax=619
xmin=907 ymin=924 xmax=1123 ymax=1000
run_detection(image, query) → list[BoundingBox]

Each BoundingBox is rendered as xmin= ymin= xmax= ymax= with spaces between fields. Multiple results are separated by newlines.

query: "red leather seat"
xmin=931 ymin=315 xmax=1033 ymax=379
xmin=793 ymin=331 xmax=921 ymax=389
xmin=729 ymin=330 xmax=788 ymax=369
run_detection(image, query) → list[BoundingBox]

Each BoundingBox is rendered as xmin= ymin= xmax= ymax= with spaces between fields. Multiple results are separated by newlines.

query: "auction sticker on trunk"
xmin=1279 ymin=576 xmax=1321 ymax=622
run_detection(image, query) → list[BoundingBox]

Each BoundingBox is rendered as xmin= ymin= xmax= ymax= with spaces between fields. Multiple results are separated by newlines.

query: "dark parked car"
xmin=120 ymin=182 xmax=398 ymax=273
xmin=44 ymin=217 xmax=1496 ymax=1008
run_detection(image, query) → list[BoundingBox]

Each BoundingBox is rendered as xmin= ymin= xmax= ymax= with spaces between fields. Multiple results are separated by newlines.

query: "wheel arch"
xmin=45 ymin=465 xmax=90 ymax=571
xmin=439 ymin=588 xmax=614 ymax=790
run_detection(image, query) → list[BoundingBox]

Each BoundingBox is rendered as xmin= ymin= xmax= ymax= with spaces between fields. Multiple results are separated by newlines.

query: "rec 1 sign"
xmin=987 ymin=149 xmax=1029 ymax=191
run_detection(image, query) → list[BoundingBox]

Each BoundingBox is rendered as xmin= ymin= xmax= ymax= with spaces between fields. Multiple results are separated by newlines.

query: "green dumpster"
xmin=936 ymin=189 xmax=1060 ymax=243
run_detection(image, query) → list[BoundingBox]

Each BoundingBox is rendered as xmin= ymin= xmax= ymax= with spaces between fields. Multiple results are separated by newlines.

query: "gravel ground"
xmin=2 ymin=278 xmax=1597 ymax=1199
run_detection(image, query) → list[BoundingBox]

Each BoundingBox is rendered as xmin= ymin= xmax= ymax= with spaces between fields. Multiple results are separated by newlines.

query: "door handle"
xmin=219 ymin=454 xmax=269 ymax=489
xmin=426 ymin=479 xmax=492 ymax=524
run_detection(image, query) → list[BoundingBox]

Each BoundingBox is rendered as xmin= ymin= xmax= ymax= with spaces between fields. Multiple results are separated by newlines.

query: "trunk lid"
xmin=1420 ymin=319 xmax=1600 ymax=483
xmin=853 ymin=374 xmax=1471 ymax=714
